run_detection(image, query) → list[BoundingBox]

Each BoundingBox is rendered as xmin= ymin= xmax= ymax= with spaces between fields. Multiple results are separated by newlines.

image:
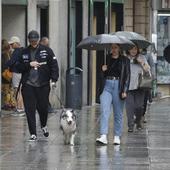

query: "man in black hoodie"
xmin=16 ymin=30 xmax=59 ymax=141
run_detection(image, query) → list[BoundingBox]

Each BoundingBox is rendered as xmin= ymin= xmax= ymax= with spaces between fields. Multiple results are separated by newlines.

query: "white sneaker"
xmin=113 ymin=136 xmax=120 ymax=145
xmin=29 ymin=134 xmax=37 ymax=141
xmin=96 ymin=135 xmax=108 ymax=145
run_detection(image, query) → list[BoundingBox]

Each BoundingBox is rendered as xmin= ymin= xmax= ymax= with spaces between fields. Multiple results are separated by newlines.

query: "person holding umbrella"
xmin=96 ymin=43 xmax=130 ymax=145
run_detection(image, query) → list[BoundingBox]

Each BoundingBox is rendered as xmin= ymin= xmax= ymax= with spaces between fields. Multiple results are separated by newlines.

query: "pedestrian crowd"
xmin=96 ymin=41 xmax=156 ymax=145
xmin=1 ymin=30 xmax=156 ymax=143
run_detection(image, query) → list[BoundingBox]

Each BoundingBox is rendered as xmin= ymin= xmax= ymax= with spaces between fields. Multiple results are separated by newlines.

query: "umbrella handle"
xmin=104 ymin=49 xmax=110 ymax=65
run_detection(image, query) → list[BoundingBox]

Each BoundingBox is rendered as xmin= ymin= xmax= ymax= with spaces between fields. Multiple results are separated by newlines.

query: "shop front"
xmin=152 ymin=0 xmax=170 ymax=96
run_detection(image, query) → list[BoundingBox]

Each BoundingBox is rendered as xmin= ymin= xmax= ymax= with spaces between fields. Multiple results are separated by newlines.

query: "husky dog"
xmin=60 ymin=109 xmax=77 ymax=145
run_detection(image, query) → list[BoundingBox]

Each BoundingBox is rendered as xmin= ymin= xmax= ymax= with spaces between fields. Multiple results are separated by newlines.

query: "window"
xmin=157 ymin=13 xmax=170 ymax=84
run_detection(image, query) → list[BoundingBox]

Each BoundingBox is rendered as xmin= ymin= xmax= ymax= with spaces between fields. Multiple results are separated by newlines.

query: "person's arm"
xmin=123 ymin=58 xmax=130 ymax=93
xmin=5 ymin=48 xmax=21 ymax=70
xmin=15 ymin=48 xmax=31 ymax=73
xmin=137 ymin=55 xmax=150 ymax=72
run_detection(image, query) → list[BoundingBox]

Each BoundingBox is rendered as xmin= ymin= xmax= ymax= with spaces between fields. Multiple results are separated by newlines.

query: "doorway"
xmin=40 ymin=8 xmax=49 ymax=37
xmin=94 ymin=2 xmax=105 ymax=103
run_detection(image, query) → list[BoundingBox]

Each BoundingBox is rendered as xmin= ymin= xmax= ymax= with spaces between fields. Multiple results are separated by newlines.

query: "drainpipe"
xmin=132 ymin=0 xmax=135 ymax=31
xmin=82 ymin=0 xmax=88 ymax=105
xmin=104 ymin=0 xmax=108 ymax=33
xmin=0 ymin=0 xmax=1 ymax=114
xmin=108 ymin=0 xmax=111 ymax=33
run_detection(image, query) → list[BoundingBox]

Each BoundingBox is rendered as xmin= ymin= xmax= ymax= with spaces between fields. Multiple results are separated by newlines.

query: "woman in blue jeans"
xmin=96 ymin=44 xmax=130 ymax=145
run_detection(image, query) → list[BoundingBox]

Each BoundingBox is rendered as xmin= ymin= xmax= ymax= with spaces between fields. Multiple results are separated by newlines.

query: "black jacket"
xmin=16 ymin=44 xmax=59 ymax=86
xmin=118 ymin=56 xmax=130 ymax=95
xmin=6 ymin=47 xmax=23 ymax=73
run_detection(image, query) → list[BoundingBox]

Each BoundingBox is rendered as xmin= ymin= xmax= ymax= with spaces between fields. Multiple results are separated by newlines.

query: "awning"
xmin=111 ymin=0 xmax=124 ymax=4
xmin=93 ymin=0 xmax=124 ymax=3
xmin=2 ymin=0 xmax=27 ymax=5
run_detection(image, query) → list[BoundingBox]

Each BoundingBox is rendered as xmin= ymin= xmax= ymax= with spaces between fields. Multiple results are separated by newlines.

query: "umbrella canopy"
xmin=164 ymin=45 xmax=170 ymax=63
xmin=113 ymin=31 xmax=151 ymax=49
xmin=77 ymin=34 xmax=134 ymax=51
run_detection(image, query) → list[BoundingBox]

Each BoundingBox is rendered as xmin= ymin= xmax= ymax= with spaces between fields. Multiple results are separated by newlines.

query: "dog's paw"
xmin=70 ymin=142 xmax=75 ymax=146
xmin=59 ymin=125 xmax=63 ymax=130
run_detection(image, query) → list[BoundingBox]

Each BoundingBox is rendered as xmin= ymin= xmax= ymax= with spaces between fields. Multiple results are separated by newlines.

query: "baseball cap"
xmin=9 ymin=36 xmax=20 ymax=44
xmin=28 ymin=30 xmax=39 ymax=41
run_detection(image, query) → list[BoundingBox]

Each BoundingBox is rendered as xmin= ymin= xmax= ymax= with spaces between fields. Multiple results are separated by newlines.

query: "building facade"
xmin=1 ymin=0 xmax=158 ymax=112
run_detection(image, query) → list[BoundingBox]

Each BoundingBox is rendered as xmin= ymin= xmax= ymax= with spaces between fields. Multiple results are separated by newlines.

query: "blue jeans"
xmin=100 ymin=80 xmax=124 ymax=137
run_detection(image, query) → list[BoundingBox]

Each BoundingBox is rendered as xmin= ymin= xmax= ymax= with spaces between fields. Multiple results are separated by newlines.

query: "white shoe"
xmin=29 ymin=134 xmax=37 ymax=141
xmin=96 ymin=135 xmax=108 ymax=145
xmin=113 ymin=136 xmax=120 ymax=145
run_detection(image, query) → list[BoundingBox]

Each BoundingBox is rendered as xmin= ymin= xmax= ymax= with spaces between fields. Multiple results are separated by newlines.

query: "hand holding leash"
xmin=51 ymin=82 xmax=57 ymax=89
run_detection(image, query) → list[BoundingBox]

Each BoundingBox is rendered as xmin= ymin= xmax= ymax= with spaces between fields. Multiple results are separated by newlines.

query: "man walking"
xmin=40 ymin=37 xmax=49 ymax=47
xmin=16 ymin=30 xmax=59 ymax=141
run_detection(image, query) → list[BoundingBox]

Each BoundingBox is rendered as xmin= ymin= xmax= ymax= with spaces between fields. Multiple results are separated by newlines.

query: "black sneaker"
xmin=128 ymin=127 xmax=134 ymax=132
xmin=136 ymin=124 xmax=142 ymax=130
xmin=29 ymin=134 xmax=37 ymax=141
xmin=143 ymin=116 xmax=147 ymax=123
xmin=42 ymin=126 xmax=49 ymax=137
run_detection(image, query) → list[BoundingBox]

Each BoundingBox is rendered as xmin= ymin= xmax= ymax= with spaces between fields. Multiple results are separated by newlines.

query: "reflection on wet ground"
xmin=0 ymin=99 xmax=170 ymax=170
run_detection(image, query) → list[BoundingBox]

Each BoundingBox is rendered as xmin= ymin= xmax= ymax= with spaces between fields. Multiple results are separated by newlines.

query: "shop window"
xmin=157 ymin=13 xmax=170 ymax=84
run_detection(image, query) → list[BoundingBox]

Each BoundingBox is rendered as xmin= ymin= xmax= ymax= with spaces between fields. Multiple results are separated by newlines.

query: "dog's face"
xmin=60 ymin=109 xmax=76 ymax=125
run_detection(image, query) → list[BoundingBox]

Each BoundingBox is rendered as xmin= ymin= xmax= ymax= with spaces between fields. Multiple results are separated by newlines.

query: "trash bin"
xmin=66 ymin=67 xmax=83 ymax=109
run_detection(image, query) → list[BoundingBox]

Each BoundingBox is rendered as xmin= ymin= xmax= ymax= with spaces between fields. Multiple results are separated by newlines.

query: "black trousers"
xmin=22 ymin=84 xmax=50 ymax=135
xmin=126 ymin=89 xmax=145 ymax=128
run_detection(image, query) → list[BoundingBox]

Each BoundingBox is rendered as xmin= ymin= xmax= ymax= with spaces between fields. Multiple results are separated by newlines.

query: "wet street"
xmin=0 ymin=98 xmax=170 ymax=170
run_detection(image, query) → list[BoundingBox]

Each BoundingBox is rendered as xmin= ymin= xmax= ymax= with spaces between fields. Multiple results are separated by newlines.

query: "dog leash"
xmin=54 ymin=90 xmax=65 ymax=109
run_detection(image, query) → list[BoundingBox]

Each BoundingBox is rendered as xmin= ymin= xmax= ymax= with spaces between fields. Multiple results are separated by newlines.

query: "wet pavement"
xmin=0 ymin=98 xmax=170 ymax=170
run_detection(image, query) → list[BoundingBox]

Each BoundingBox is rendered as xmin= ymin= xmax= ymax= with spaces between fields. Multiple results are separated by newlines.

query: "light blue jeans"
xmin=100 ymin=79 xmax=124 ymax=137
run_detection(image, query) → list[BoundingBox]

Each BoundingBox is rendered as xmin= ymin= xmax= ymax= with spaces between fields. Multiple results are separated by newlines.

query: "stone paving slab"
xmin=0 ymin=99 xmax=170 ymax=170
xmin=147 ymin=98 xmax=170 ymax=170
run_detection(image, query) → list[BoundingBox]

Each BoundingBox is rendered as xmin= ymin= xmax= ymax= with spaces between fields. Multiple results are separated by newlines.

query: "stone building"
xmin=1 ymin=0 xmax=169 ymax=112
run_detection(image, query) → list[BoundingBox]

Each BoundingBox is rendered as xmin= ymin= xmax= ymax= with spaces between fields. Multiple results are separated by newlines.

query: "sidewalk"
xmin=147 ymin=98 xmax=170 ymax=170
xmin=0 ymin=98 xmax=170 ymax=170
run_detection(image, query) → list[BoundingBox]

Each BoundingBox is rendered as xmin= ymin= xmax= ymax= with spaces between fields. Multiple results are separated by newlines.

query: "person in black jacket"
xmin=96 ymin=44 xmax=130 ymax=145
xmin=16 ymin=30 xmax=59 ymax=141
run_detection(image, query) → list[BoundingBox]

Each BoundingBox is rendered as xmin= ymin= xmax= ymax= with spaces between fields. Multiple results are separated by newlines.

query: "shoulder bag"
xmin=138 ymin=71 xmax=152 ymax=89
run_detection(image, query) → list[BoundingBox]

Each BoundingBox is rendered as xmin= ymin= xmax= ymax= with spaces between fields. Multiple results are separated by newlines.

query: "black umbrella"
xmin=113 ymin=31 xmax=151 ymax=49
xmin=164 ymin=45 xmax=170 ymax=63
xmin=77 ymin=34 xmax=134 ymax=51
